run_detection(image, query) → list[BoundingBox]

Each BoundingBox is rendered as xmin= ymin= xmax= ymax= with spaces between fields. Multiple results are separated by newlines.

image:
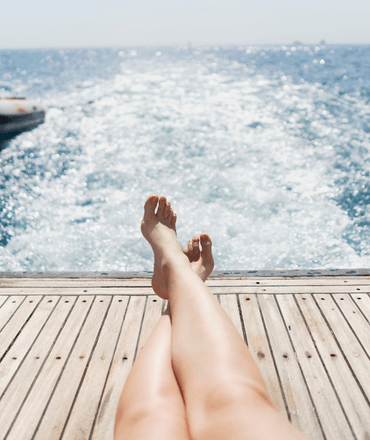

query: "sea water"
xmin=0 ymin=45 xmax=369 ymax=271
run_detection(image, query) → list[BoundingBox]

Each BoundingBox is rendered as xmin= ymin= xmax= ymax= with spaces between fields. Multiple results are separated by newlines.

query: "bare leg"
xmin=141 ymin=195 xmax=309 ymax=440
xmin=114 ymin=306 xmax=190 ymax=440
xmin=114 ymin=198 xmax=214 ymax=440
xmin=153 ymin=232 xmax=214 ymax=298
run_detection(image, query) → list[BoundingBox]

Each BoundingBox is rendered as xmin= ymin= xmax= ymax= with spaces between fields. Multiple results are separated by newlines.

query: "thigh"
xmin=114 ymin=309 xmax=191 ymax=440
xmin=193 ymin=403 xmax=309 ymax=440
xmin=115 ymin=410 xmax=191 ymax=440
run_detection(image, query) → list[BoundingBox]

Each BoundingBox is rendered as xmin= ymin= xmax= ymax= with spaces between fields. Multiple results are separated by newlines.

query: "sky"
xmin=1 ymin=0 xmax=370 ymax=49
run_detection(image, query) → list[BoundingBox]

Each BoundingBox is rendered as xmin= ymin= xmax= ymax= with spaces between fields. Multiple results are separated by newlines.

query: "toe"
xmin=157 ymin=196 xmax=167 ymax=218
xmin=163 ymin=201 xmax=171 ymax=219
xmin=168 ymin=207 xmax=173 ymax=223
xmin=192 ymin=236 xmax=200 ymax=260
xmin=143 ymin=195 xmax=159 ymax=221
xmin=200 ymin=233 xmax=213 ymax=257
xmin=171 ymin=213 xmax=177 ymax=227
xmin=187 ymin=239 xmax=193 ymax=256
xmin=200 ymin=234 xmax=214 ymax=273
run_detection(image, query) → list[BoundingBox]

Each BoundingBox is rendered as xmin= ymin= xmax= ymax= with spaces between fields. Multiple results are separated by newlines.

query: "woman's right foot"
xmin=141 ymin=195 xmax=214 ymax=299
xmin=141 ymin=195 xmax=187 ymax=299
xmin=152 ymin=234 xmax=214 ymax=298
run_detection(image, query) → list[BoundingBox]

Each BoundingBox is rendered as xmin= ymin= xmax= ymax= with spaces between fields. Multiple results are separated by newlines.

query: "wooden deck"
xmin=0 ymin=275 xmax=369 ymax=440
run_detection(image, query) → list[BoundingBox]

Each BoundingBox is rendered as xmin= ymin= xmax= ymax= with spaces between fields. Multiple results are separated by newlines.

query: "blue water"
xmin=0 ymin=44 xmax=370 ymax=271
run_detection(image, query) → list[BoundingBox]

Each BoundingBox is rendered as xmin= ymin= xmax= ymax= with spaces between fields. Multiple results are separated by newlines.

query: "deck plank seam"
xmin=3 ymin=278 xmax=370 ymax=289
xmin=0 ymin=296 xmax=61 ymax=401
xmin=296 ymin=295 xmax=357 ymax=440
xmin=331 ymin=295 xmax=370 ymax=362
xmin=29 ymin=295 xmax=98 ymax=440
xmin=349 ymin=293 xmax=370 ymax=325
xmin=324 ymin=295 xmax=370 ymax=408
xmin=349 ymin=294 xmax=370 ymax=327
xmin=5 ymin=291 xmax=370 ymax=296
xmin=132 ymin=296 xmax=149 ymax=363
xmin=1 ymin=286 xmax=368 ymax=440
xmin=0 ymin=296 xmax=43 ymax=364
xmin=274 ymin=294 xmax=327 ymax=439
xmin=0 ymin=296 xmax=65 ymax=402
xmin=236 ymin=294 xmax=248 ymax=345
xmin=88 ymin=296 xmax=132 ymax=440
xmin=254 ymin=294 xmax=290 ymax=421
xmin=0 ymin=295 xmax=10 ymax=309
xmin=55 ymin=296 xmax=114 ymax=440
xmin=3 ymin=296 xmax=79 ymax=440
xmin=0 ymin=296 xmax=25 ymax=333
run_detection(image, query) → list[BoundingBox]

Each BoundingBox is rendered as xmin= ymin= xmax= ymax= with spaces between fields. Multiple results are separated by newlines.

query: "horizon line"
xmin=1 ymin=41 xmax=370 ymax=51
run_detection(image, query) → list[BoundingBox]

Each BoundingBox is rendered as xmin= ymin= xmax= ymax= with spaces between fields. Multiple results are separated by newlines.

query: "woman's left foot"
xmin=152 ymin=234 xmax=214 ymax=298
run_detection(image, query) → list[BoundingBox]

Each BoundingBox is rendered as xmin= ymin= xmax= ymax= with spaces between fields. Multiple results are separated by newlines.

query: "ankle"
xmin=161 ymin=252 xmax=191 ymax=282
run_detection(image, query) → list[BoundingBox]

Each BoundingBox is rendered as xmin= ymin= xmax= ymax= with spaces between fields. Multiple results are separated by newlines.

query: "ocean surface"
xmin=0 ymin=44 xmax=369 ymax=271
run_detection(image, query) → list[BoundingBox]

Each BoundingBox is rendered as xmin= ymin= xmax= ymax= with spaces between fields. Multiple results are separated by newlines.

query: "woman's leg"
xmin=114 ymin=228 xmax=214 ymax=439
xmin=141 ymin=195 xmax=309 ymax=440
xmin=114 ymin=306 xmax=190 ymax=440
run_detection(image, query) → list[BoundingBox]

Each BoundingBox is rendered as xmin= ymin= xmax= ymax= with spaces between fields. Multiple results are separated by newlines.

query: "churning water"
xmin=0 ymin=45 xmax=369 ymax=271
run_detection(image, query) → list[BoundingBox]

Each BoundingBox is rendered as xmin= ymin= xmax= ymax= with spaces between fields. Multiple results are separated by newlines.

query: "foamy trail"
xmin=0 ymin=46 xmax=369 ymax=270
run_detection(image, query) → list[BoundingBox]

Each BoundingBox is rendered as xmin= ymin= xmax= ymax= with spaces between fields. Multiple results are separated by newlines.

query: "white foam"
xmin=1 ymin=50 xmax=369 ymax=270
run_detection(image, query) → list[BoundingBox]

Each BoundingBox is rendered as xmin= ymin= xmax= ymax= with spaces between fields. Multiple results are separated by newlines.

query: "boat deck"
xmin=0 ymin=273 xmax=369 ymax=440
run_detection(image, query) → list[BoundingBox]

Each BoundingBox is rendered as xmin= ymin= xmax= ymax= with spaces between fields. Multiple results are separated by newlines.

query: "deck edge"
xmin=0 ymin=268 xmax=369 ymax=278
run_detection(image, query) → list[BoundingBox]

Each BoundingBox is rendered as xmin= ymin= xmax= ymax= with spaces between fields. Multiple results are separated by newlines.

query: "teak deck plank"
xmin=316 ymin=295 xmax=370 ymax=403
xmin=2 ymin=284 xmax=370 ymax=296
xmin=0 ymin=296 xmax=42 ymax=362
xmin=61 ymin=296 xmax=129 ymax=440
xmin=91 ymin=296 xmax=146 ymax=440
xmin=297 ymin=294 xmax=370 ymax=440
xmin=136 ymin=295 xmax=164 ymax=353
xmin=0 ymin=276 xmax=369 ymax=440
xmin=351 ymin=293 xmax=370 ymax=321
xmin=256 ymin=295 xmax=324 ymax=440
xmin=33 ymin=296 xmax=113 ymax=440
xmin=276 ymin=295 xmax=354 ymax=440
xmin=2 ymin=277 xmax=370 ymax=288
xmin=5 ymin=297 xmax=94 ymax=440
xmin=219 ymin=294 xmax=244 ymax=338
xmin=0 ymin=296 xmax=58 ymax=396
xmin=238 ymin=294 xmax=288 ymax=418
xmin=0 ymin=296 xmax=25 ymax=332
xmin=335 ymin=294 xmax=370 ymax=356
xmin=0 ymin=295 xmax=9 ymax=306
xmin=0 ymin=297 xmax=77 ymax=438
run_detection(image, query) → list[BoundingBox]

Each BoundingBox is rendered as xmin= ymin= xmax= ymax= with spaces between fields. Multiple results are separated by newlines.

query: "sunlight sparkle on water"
xmin=1 ymin=45 xmax=370 ymax=270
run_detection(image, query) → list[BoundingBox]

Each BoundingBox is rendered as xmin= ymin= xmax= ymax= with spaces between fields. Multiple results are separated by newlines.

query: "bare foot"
xmin=152 ymin=234 xmax=214 ymax=298
xmin=141 ymin=195 xmax=214 ymax=299
xmin=184 ymin=233 xmax=214 ymax=281
xmin=141 ymin=195 xmax=185 ymax=299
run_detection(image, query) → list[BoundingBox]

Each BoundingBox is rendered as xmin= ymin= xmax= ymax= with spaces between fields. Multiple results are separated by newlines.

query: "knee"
xmin=115 ymin=399 xmax=188 ymax=440
xmin=200 ymin=379 xmax=273 ymax=415
xmin=115 ymin=401 xmax=151 ymax=429
xmin=117 ymin=396 xmax=184 ymax=427
xmin=189 ymin=381 xmax=275 ymax=440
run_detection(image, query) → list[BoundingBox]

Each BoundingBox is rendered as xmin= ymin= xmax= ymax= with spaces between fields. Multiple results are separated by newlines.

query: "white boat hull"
xmin=0 ymin=98 xmax=45 ymax=142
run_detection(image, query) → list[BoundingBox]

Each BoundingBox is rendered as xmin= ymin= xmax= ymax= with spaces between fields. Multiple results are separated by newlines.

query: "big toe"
xmin=143 ymin=195 xmax=159 ymax=221
xmin=200 ymin=234 xmax=213 ymax=260
xmin=192 ymin=236 xmax=200 ymax=261
xmin=157 ymin=196 xmax=167 ymax=218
